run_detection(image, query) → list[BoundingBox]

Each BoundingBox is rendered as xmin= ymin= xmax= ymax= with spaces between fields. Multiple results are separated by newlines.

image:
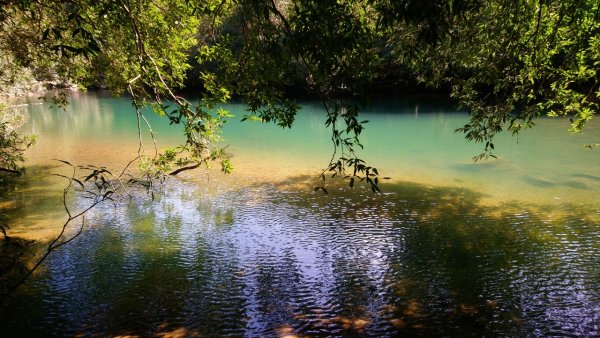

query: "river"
xmin=1 ymin=91 xmax=598 ymax=336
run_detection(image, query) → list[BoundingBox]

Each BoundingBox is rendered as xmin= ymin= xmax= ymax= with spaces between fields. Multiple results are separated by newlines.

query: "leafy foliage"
xmin=379 ymin=0 xmax=599 ymax=159
xmin=1 ymin=0 xmax=598 ymax=187
xmin=0 ymin=104 xmax=36 ymax=174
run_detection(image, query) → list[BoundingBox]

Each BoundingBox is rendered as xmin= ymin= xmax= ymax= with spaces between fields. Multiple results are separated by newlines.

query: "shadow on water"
xmin=523 ymin=174 xmax=594 ymax=190
xmin=521 ymin=175 xmax=556 ymax=188
xmin=0 ymin=164 xmax=83 ymax=240
xmin=0 ymin=173 xmax=598 ymax=337
xmin=0 ymin=164 xmax=100 ymax=303
xmin=571 ymin=173 xmax=600 ymax=182
xmin=271 ymin=175 xmax=600 ymax=337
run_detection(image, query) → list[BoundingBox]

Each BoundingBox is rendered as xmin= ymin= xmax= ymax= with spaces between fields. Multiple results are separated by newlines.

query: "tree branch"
xmin=0 ymin=167 xmax=21 ymax=175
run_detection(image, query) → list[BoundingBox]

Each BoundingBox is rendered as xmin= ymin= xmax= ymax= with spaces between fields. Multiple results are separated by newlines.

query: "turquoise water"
xmin=1 ymin=91 xmax=599 ymax=336
xmin=19 ymin=91 xmax=600 ymax=205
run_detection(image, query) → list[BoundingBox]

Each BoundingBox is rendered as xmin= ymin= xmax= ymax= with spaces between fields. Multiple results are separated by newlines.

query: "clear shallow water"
xmin=1 ymin=92 xmax=599 ymax=336
xmin=18 ymin=91 xmax=600 ymax=205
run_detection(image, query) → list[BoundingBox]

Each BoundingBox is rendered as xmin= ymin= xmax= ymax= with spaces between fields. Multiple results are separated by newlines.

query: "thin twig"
xmin=0 ymin=166 xmax=112 ymax=304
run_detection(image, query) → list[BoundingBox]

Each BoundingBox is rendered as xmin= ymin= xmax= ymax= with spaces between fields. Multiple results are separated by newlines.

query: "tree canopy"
xmin=0 ymin=0 xmax=598 ymax=185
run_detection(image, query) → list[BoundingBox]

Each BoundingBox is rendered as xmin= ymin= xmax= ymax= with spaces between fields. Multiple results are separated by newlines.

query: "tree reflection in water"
xmin=1 ymin=176 xmax=598 ymax=337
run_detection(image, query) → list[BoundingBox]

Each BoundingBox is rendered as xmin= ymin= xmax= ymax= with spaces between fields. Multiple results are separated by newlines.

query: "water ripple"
xmin=1 ymin=180 xmax=599 ymax=337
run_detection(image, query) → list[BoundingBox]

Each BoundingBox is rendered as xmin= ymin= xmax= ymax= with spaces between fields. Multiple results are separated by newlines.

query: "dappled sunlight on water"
xmin=2 ymin=175 xmax=598 ymax=336
xmin=1 ymin=93 xmax=598 ymax=336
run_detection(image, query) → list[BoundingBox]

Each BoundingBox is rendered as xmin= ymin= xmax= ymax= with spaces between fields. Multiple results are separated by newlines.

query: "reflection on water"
xmin=2 ymin=178 xmax=598 ymax=336
xmin=1 ymin=93 xmax=599 ymax=336
xmin=16 ymin=91 xmax=600 ymax=205
xmin=26 ymin=91 xmax=111 ymax=135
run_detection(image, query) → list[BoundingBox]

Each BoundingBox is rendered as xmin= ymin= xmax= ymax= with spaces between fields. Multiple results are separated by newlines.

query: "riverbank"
xmin=0 ymin=57 xmax=80 ymax=101
xmin=0 ymin=81 xmax=80 ymax=102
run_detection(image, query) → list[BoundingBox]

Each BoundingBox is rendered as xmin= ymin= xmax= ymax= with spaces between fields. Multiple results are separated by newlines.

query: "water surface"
xmin=1 ymin=92 xmax=598 ymax=336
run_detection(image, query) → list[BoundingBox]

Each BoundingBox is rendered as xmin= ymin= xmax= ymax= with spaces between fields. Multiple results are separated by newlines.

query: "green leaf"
xmin=54 ymin=159 xmax=73 ymax=166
